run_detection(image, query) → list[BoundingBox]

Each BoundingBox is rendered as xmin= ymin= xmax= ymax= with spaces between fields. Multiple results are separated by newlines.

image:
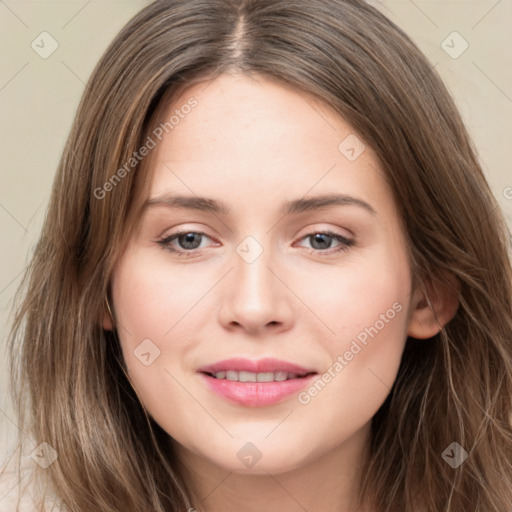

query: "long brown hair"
xmin=5 ymin=0 xmax=512 ymax=510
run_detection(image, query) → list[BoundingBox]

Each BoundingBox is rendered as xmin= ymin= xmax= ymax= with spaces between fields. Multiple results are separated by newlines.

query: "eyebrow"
xmin=143 ymin=193 xmax=377 ymax=216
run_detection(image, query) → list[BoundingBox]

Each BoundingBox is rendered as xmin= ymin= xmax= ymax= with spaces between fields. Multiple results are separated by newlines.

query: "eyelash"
xmin=157 ymin=229 xmax=355 ymax=258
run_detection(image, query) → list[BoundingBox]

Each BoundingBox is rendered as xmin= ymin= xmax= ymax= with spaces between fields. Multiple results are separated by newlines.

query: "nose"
xmin=217 ymin=242 xmax=294 ymax=336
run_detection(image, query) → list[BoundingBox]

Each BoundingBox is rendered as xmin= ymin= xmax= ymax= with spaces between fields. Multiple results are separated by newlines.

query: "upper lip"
xmin=198 ymin=358 xmax=317 ymax=376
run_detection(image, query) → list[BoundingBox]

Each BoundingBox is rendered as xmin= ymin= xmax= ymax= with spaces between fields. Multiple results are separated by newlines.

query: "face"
xmin=107 ymin=72 xmax=422 ymax=476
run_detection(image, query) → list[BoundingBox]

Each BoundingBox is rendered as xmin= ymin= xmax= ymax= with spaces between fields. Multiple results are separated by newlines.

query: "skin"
xmin=104 ymin=73 xmax=458 ymax=512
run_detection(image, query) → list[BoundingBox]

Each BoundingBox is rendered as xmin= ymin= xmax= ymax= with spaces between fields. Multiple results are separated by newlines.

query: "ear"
xmin=102 ymin=303 xmax=114 ymax=331
xmin=407 ymin=271 xmax=459 ymax=339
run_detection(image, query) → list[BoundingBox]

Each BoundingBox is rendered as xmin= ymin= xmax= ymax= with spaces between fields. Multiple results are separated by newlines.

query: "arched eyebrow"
xmin=142 ymin=193 xmax=377 ymax=216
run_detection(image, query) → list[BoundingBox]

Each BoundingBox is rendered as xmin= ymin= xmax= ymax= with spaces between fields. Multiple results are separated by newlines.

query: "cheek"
xmin=111 ymin=247 xmax=204 ymax=340
xmin=295 ymin=246 xmax=411 ymax=433
xmin=297 ymin=243 xmax=410 ymax=344
xmin=109 ymin=249 xmax=182 ymax=381
xmin=109 ymin=247 xmax=211 ymax=416
xmin=109 ymin=269 xmax=176 ymax=438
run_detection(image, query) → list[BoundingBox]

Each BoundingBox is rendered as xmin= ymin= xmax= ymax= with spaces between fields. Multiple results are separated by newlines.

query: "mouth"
xmin=201 ymin=370 xmax=317 ymax=382
xmin=197 ymin=358 xmax=318 ymax=407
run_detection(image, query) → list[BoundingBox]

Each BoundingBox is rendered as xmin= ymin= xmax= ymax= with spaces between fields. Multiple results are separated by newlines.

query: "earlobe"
xmin=102 ymin=310 xmax=113 ymax=331
xmin=407 ymin=272 xmax=459 ymax=339
xmin=102 ymin=298 xmax=114 ymax=331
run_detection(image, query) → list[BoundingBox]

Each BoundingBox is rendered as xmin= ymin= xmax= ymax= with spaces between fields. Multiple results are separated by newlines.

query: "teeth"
xmin=259 ymin=372 xmax=278 ymax=382
xmin=212 ymin=370 xmax=304 ymax=382
xmin=239 ymin=371 xmax=257 ymax=382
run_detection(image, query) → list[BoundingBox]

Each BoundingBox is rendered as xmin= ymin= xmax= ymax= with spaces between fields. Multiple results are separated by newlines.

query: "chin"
xmin=202 ymin=440 xmax=315 ymax=475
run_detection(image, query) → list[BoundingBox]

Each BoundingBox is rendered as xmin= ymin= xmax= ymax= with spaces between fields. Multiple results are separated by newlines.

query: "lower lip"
xmin=199 ymin=373 xmax=317 ymax=407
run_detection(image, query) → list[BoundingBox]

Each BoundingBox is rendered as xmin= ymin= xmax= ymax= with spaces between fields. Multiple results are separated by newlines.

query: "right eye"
xmin=157 ymin=230 xmax=217 ymax=257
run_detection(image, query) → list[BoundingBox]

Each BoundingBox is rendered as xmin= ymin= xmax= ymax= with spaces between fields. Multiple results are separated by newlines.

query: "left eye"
xmin=157 ymin=230 xmax=354 ymax=257
xmin=296 ymin=231 xmax=354 ymax=253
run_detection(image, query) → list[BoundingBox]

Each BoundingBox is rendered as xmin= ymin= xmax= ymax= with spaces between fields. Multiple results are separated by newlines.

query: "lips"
xmin=197 ymin=358 xmax=318 ymax=406
xmin=197 ymin=357 xmax=316 ymax=376
xmin=207 ymin=370 xmax=304 ymax=382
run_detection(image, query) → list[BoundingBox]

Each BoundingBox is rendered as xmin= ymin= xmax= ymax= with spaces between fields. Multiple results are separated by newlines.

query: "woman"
xmin=3 ymin=0 xmax=512 ymax=510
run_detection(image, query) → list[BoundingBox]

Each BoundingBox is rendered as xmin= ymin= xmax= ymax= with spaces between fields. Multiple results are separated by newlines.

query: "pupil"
xmin=311 ymin=233 xmax=331 ymax=250
xmin=180 ymin=233 xmax=201 ymax=249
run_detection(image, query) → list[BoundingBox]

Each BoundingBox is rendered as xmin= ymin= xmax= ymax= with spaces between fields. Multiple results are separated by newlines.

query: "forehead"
xmin=157 ymin=73 xmax=348 ymax=161
xmin=145 ymin=73 xmax=395 ymax=223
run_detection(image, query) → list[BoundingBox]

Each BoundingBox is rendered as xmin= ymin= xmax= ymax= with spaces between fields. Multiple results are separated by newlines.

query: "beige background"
xmin=1 ymin=0 xmax=511 ymax=464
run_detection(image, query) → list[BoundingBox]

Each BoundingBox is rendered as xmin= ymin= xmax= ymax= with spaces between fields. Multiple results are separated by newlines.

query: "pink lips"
xmin=198 ymin=357 xmax=316 ymax=375
xmin=197 ymin=357 xmax=318 ymax=407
